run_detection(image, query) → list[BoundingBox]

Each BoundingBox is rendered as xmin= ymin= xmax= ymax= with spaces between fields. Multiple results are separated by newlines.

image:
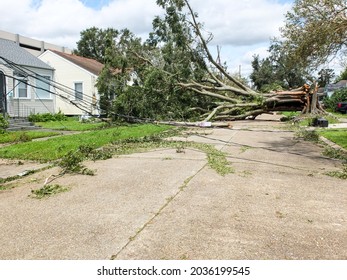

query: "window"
xmin=15 ymin=77 xmax=28 ymax=98
xmin=74 ymin=82 xmax=83 ymax=101
xmin=36 ymin=75 xmax=51 ymax=99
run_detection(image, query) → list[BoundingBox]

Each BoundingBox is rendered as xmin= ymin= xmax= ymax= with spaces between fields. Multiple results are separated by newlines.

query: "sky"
xmin=0 ymin=0 xmax=299 ymax=77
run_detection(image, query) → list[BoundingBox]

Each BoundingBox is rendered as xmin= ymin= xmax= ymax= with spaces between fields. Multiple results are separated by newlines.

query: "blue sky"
xmin=82 ymin=0 xmax=113 ymax=9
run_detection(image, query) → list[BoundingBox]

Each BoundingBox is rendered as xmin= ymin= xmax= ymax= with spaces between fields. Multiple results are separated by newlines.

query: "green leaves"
xmin=280 ymin=0 xmax=347 ymax=67
xmin=0 ymin=115 xmax=9 ymax=133
xmin=75 ymin=27 xmax=119 ymax=63
xmin=250 ymin=40 xmax=307 ymax=91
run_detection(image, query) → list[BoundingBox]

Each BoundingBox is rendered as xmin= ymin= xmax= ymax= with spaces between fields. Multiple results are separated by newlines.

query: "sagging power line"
xmin=0 ymin=55 xmax=100 ymax=116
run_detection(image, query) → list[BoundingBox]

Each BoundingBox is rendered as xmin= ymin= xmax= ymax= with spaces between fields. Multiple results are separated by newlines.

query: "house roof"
xmin=50 ymin=50 xmax=104 ymax=76
xmin=0 ymin=38 xmax=53 ymax=70
xmin=326 ymin=80 xmax=347 ymax=91
xmin=335 ymin=80 xmax=347 ymax=87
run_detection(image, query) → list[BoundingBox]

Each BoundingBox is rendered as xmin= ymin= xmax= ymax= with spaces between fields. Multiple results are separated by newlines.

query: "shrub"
xmin=323 ymin=88 xmax=347 ymax=111
xmin=0 ymin=115 xmax=9 ymax=133
xmin=28 ymin=111 xmax=67 ymax=122
xmin=16 ymin=132 xmax=32 ymax=142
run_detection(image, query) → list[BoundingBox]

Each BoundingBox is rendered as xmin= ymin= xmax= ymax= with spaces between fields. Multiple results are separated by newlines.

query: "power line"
xmin=3 ymin=73 xmax=96 ymax=116
xmin=0 ymin=55 xmax=100 ymax=116
xmin=1 ymin=55 xmax=96 ymax=105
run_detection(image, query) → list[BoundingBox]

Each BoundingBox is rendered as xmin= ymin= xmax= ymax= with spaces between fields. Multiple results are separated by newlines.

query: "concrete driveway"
xmin=0 ymin=115 xmax=346 ymax=259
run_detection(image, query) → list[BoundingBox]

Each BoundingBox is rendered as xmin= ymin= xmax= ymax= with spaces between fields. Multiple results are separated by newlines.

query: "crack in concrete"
xmin=110 ymin=163 xmax=207 ymax=260
xmin=110 ymin=132 xmax=235 ymax=260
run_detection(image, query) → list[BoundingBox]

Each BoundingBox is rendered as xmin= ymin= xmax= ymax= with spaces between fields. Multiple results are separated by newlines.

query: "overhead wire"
xmin=0 ymin=55 xmax=100 ymax=116
xmin=1 ymin=55 xmax=218 ymax=127
xmin=3 ymin=56 xmax=97 ymax=107
xmin=3 ymin=73 xmax=95 ymax=116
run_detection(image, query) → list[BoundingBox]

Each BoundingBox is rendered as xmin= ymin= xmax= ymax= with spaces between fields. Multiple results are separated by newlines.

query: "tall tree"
xmin=250 ymin=42 xmax=307 ymax=93
xmin=250 ymin=55 xmax=279 ymax=92
xmin=74 ymin=27 xmax=119 ymax=63
xmin=268 ymin=41 xmax=307 ymax=88
xmin=280 ymin=0 xmax=347 ymax=68
xmin=95 ymin=29 xmax=146 ymax=114
xmin=317 ymin=68 xmax=335 ymax=87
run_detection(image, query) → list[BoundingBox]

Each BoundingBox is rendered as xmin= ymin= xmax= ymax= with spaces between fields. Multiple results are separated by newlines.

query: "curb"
xmin=319 ymin=136 xmax=347 ymax=153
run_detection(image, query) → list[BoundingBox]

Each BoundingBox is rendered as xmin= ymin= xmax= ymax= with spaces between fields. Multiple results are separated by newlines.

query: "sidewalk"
xmin=0 ymin=115 xmax=346 ymax=260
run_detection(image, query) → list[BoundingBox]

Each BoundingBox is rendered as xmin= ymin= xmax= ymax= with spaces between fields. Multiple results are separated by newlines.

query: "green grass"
xmin=325 ymin=111 xmax=347 ymax=119
xmin=0 ymin=131 xmax=60 ymax=144
xmin=0 ymin=124 xmax=171 ymax=161
xmin=35 ymin=119 xmax=106 ymax=131
xmin=298 ymin=115 xmax=340 ymax=127
xmin=281 ymin=111 xmax=301 ymax=118
xmin=281 ymin=111 xmax=342 ymax=127
xmin=319 ymin=129 xmax=347 ymax=149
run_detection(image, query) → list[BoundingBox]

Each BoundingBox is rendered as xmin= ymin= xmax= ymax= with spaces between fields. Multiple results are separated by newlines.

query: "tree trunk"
xmin=180 ymin=82 xmax=324 ymax=121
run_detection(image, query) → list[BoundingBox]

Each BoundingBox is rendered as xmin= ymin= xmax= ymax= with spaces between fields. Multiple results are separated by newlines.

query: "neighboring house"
xmin=326 ymin=80 xmax=347 ymax=97
xmin=39 ymin=50 xmax=104 ymax=116
xmin=0 ymin=38 xmax=55 ymax=117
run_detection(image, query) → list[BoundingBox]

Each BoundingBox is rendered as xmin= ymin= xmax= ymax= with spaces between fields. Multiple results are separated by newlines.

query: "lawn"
xmin=35 ymin=119 xmax=106 ymax=131
xmin=319 ymin=129 xmax=347 ymax=149
xmin=0 ymin=131 xmax=60 ymax=144
xmin=281 ymin=111 xmax=341 ymax=126
xmin=0 ymin=124 xmax=171 ymax=161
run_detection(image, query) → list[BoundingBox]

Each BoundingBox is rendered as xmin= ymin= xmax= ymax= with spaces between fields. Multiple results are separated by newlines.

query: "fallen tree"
xmin=95 ymin=0 xmax=326 ymax=122
xmin=149 ymin=0 xmax=325 ymax=121
xmin=179 ymin=80 xmax=324 ymax=122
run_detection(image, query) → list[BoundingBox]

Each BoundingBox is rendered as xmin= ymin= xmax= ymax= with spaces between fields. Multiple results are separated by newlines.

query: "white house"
xmin=39 ymin=50 xmax=104 ymax=116
xmin=0 ymin=38 xmax=55 ymax=117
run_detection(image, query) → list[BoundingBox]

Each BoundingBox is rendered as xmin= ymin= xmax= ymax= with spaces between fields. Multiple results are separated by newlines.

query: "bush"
xmin=0 ymin=115 xmax=9 ymax=133
xmin=16 ymin=132 xmax=32 ymax=143
xmin=323 ymin=88 xmax=347 ymax=111
xmin=28 ymin=111 xmax=67 ymax=122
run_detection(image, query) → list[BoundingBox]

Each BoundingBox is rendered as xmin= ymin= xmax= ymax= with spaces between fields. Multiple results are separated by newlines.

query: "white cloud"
xmin=189 ymin=0 xmax=291 ymax=46
xmin=96 ymin=0 xmax=161 ymax=34
xmin=0 ymin=0 xmax=293 ymax=76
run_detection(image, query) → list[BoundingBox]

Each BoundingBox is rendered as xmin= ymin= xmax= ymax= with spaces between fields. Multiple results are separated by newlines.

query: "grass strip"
xmin=319 ymin=129 xmax=347 ymax=149
xmin=35 ymin=120 xmax=106 ymax=131
xmin=0 ymin=124 xmax=171 ymax=161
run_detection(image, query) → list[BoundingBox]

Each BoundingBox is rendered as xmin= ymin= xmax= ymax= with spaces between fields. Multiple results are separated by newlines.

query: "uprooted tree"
xmin=87 ymin=0 xmax=327 ymax=122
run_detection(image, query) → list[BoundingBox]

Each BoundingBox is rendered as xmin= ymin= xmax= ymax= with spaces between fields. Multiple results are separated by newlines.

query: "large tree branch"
xmin=213 ymin=109 xmax=266 ymax=121
xmin=178 ymin=82 xmax=239 ymax=103
xmin=183 ymin=0 xmax=258 ymax=96
xmin=203 ymin=103 xmax=260 ymax=121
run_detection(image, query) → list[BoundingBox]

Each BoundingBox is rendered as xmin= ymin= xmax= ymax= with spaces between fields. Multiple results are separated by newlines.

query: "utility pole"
xmin=0 ymin=71 xmax=6 ymax=117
